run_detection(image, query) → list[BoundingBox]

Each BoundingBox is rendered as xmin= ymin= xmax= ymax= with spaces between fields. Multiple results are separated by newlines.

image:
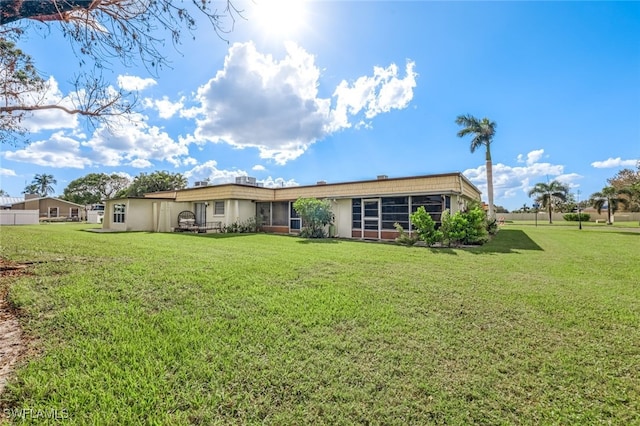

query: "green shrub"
xmin=463 ymin=207 xmax=490 ymax=244
xmin=409 ymin=206 xmax=443 ymax=246
xmin=563 ymin=213 xmax=591 ymax=222
xmin=393 ymin=222 xmax=419 ymax=246
xmin=440 ymin=210 xmax=468 ymax=247
xmin=293 ymin=198 xmax=333 ymax=238
xmin=223 ymin=217 xmax=259 ymax=233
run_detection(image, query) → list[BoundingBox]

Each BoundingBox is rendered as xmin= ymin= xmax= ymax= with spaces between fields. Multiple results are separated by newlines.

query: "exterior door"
xmin=194 ymin=203 xmax=206 ymax=227
xmin=363 ymin=199 xmax=380 ymax=239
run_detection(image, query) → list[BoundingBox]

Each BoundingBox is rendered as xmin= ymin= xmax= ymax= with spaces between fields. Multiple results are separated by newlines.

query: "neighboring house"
xmin=8 ymin=194 xmax=86 ymax=221
xmin=102 ymin=172 xmax=482 ymax=241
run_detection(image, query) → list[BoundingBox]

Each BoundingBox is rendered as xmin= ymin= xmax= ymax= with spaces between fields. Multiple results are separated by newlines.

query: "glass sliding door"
xmin=363 ymin=199 xmax=380 ymax=239
xmin=194 ymin=203 xmax=206 ymax=227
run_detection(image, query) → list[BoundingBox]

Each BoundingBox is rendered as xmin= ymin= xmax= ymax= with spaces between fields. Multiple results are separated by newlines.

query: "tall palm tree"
xmin=589 ymin=186 xmax=631 ymax=225
xmin=455 ymin=114 xmax=497 ymax=218
xmin=32 ymin=173 xmax=57 ymax=197
xmin=527 ymin=180 xmax=569 ymax=224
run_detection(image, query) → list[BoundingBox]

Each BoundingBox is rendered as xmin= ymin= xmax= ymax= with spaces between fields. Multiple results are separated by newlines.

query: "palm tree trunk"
xmin=548 ymin=204 xmax=553 ymax=224
xmin=607 ymin=203 xmax=612 ymax=225
xmin=485 ymin=148 xmax=494 ymax=219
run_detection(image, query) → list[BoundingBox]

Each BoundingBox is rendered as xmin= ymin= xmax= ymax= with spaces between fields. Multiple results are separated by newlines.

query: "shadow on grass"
xmin=470 ymin=229 xmax=543 ymax=254
xmin=296 ymin=238 xmax=341 ymax=244
xmin=177 ymin=232 xmax=258 ymax=239
xmin=428 ymin=247 xmax=458 ymax=255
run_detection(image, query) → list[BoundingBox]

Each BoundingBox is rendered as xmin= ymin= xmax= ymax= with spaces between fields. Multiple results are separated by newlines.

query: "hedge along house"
xmin=101 ymin=173 xmax=482 ymax=240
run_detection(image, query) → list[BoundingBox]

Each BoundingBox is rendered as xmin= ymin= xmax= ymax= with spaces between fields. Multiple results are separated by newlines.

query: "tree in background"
xmin=607 ymin=162 xmax=640 ymax=212
xmin=22 ymin=183 xmax=38 ymax=195
xmin=292 ymin=198 xmax=333 ymax=238
xmin=552 ymin=192 xmax=578 ymax=214
xmin=1 ymin=0 xmax=239 ymax=144
xmin=24 ymin=173 xmax=57 ymax=197
xmin=589 ymin=186 xmax=631 ymax=225
xmin=118 ymin=171 xmax=187 ymax=197
xmin=527 ymin=180 xmax=569 ymax=224
xmin=62 ymin=173 xmax=130 ymax=205
xmin=0 ymin=189 xmax=9 ymax=196
xmin=455 ymin=114 xmax=497 ymax=219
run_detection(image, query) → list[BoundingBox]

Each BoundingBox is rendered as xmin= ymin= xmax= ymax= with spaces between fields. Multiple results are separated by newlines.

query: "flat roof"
xmin=145 ymin=172 xmax=481 ymax=198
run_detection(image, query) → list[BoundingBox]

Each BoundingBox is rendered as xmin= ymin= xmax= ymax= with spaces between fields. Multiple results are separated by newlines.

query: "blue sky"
xmin=1 ymin=0 xmax=639 ymax=210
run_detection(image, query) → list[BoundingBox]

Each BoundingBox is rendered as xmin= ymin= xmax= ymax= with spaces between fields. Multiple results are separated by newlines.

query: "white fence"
xmin=0 ymin=210 xmax=39 ymax=225
xmin=499 ymin=212 xmax=640 ymax=223
xmin=87 ymin=211 xmax=104 ymax=224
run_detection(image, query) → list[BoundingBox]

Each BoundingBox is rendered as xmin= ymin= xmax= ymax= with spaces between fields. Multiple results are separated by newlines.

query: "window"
xmin=382 ymin=197 xmax=408 ymax=230
xmin=70 ymin=208 xmax=79 ymax=218
xmin=257 ymin=202 xmax=271 ymax=226
xmin=113 ymin=204 xmax=126 ymax=223
xmin=411 ymin=195 xmax=443 ymax=224
xmin=352 ymin=198 xmax=361 ymax=229
xmin=272 ymin=202 xmax=288 ymax=226
xmin=214 ymin=201 xmax=225 ymax=215
xmin=48 ymin=207 xmax=58 ymax=218
xmin=290 ymin=202 xmax=301 ymax=230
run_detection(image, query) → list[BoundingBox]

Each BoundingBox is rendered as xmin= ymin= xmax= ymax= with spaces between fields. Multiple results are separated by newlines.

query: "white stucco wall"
xmin=124 ymin=199 xmax=154 ymax=231
xmin=238 ymin=200 xmax=256 ymax=225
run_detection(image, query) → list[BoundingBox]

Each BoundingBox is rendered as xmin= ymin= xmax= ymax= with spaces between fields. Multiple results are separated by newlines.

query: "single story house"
xmin=8 ymin=194 xmax=86 ymax=221
xmin=102 ymin=172 xmax=482 ymax=241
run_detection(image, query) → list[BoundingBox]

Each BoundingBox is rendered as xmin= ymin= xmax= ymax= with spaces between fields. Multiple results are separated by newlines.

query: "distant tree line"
xmin=12 ymin=170 xmax=187 ymax=204
xmin=519 ymin=162 xmax=640 ymax=224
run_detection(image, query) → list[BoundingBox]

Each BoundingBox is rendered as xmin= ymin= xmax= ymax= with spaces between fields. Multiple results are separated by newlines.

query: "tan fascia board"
xmin=142 ymin=172 xmax=481 ymax=202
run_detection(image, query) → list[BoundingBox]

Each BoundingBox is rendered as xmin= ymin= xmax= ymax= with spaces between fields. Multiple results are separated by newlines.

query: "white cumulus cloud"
xmin=332 ymin=61 xmax=417 ymax=128
xmin=189 ymin=41 xmax=416 ymax=164
xmin=20 ymin=77 xmax=79 ymax=133
xmin=591 ymin=157 xmax=638 ymax=169
xmin=84 ymin=117 xmax=190 ymax=168
xmin=0 ymin=168 xmax=17 ymax=176
xmin=464 ymin=149 xmax=582 ymax=202
xmin=144 ymin=96 xmax=185 ymax=119
xmin=259 ymin=176 xmax=299 ymax=188
xmin=117 ymin=75 xmax=157 ymax=91
xmin=185 ymin=161 xmax=248 ymax=184
xmin=3 ymin=131 xmax=92 ymax=168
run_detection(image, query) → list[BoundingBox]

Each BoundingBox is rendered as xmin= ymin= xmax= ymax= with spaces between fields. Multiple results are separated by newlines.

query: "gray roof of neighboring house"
xmin=0 ymin=196 xmax=25 ymax=207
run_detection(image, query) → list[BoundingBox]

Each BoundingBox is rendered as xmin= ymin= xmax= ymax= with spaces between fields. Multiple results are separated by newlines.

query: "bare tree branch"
xmin=0 ymin=0 xmax=241 ymax=144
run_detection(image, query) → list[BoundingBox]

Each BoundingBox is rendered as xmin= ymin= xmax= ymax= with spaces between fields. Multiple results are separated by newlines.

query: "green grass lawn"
xmin=1 ymin=224 xmax=638 ymax=424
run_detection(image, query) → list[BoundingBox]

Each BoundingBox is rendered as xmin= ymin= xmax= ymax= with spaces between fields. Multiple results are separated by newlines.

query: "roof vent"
xmin=317 ymin=180 xmax=327 ymax=185
xmin=377 ymin=175 xmax=388 ymax=180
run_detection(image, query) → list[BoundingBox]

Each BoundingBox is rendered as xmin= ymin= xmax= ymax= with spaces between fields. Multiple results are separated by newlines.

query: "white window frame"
xmin=113 ymin=204 xmax=126 ymax=223
xmin=214 ymin=201 xmax=225 ymax=215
